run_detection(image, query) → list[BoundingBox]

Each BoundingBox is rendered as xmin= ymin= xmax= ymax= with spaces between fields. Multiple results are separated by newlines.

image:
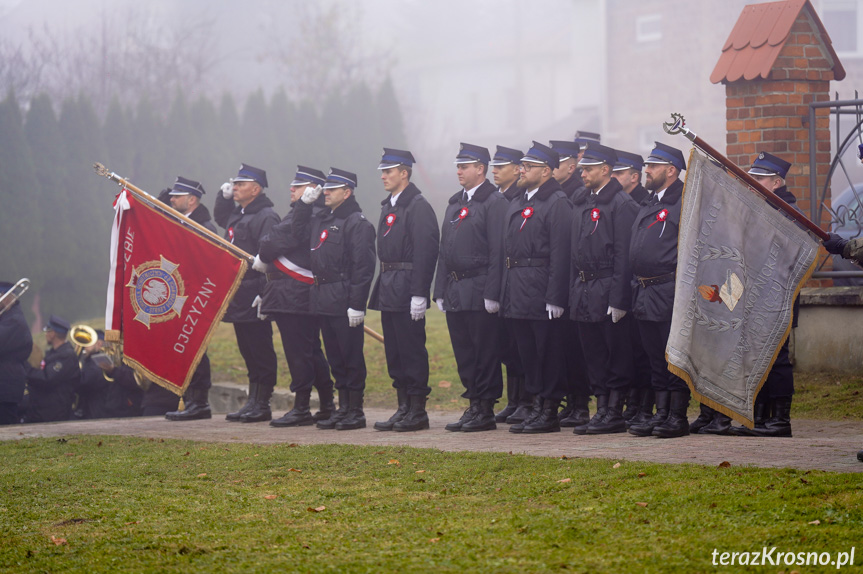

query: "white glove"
xmin=484 ymin=299 xmax=500 ymax=314
xmin=301 ymin=184 xmax=323 ymax=205
xmin=347 ymin=308 xmax=365 ymax=327
xmin=607 ymin=306 xmax=627 ymax=323
xmin=410 ymin=296 xmax=427 ymax=321
xmin=221 ymin=181 xmax=233 ymax=199
xmin=436 ymin=298 xmax=445 ymax=312
xmin=252 ymin=254 xmax=268 ymax=273
xmin=546 ymin=303 xmax=564 ymax=320
xmin=251 ymin=295 xmax=267 ymax=320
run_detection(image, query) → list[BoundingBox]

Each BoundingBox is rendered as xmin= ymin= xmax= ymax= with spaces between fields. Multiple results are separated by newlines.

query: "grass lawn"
xmin=2 ymin=437 xmax=862 ymax=573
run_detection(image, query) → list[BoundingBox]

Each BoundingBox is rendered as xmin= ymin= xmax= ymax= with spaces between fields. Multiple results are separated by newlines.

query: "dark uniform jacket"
xmin=500 ymin=178 xmax=572 ymax=320
xmin=76 ymin=355 xmax=143 ymax=419
xmin=433 ymin=180 xmax=507 ymax=311
xmin=368 ymin=183 xmax=440 ymax=312
xmin=629 ymin=178 xmax=684 ymax=322
xmin=501 ymin=182 xmax=522 ymax=202
xmin=258 ymin=202 xmax=317 ymax=315
xmin=293 ymin=196 xmax=377 ymax=316
xmin=629 ymin=183 xmax=650 ymax=205
xmin=214 ymin=193 xmax=280 ymax=323
xmin=188 ymin=203 xmax=217 ymax=234
xmin=570 ymin=178 xmax=639 ymax=322
xmin=25 ymin=341 xmax=79 ymax=422
xmin=560 ymin=175 xmax=588 ymax=204
xmin=0 ymin=301 xmax=32 ymax=405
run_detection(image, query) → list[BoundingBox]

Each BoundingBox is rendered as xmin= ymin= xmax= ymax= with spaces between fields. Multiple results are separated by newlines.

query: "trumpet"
xmin=69 ymin=324 xmax=99 ymax=357
xmin=0 ymin=278 xmax=30 ymax=317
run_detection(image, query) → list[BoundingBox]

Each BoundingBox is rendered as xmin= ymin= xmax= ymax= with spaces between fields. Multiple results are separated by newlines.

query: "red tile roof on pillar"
xmin=710 ymin=0 xmax=846 ymax=84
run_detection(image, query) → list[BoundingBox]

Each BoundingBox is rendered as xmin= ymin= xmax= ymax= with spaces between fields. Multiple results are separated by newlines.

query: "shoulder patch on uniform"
xmin=52 ymin=361 xmax=63 ymax=372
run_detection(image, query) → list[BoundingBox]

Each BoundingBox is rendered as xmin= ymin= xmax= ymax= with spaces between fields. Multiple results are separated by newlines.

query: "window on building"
xmin=636 ymin=14 xmax=662 ymax=43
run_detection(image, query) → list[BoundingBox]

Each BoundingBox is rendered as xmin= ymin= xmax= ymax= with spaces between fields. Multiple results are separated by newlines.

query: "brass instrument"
xmin=0 ymin=278 xmax=30 ymax=317
xmin=69 ymin=324 xmax=99 ymax=360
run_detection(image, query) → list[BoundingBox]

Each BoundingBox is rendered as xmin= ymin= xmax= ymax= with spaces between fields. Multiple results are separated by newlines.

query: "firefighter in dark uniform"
xmin=256 ymin=166 xmax=335 ymax=427
xmin=75 ymin=330 xmax=143 ymax=418
xmin=292 ymin=168 xmax=376 ymax=430
xmin=611 ymin=150 xmax=654 ymax=427
xmin=369 ymin=149 xmax=440 ymax=433
xmin=159 ymin=177 xmax=216 ymax=421
xmin=570 ymin=143 xmax=638 ymax=434
xmin=627 ymin=142 xmax=690 ymax=439
xmin=0 ymin=280 xmax=32 ymax=425
xmin=550 ymin=139 xmax=591 ymax=429
xmin=489 ymin=145 xmax=528 ymax=424
xmin=434 ymin=143 xmax=507 ymax=433
xmin=214 ymin=164 xmax=281 ymax=423
xmin=500 ymin=141 xmax=572 ymax=434
xmin=24 ymin=315 xmax=79 ymax=423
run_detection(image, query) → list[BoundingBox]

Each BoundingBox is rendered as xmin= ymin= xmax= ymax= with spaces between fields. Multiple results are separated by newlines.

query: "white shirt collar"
xmin=656 ymin=187 xmax=669 ymax=201
xmin=525 ymin=188 xmax=539 ymax=200
xmin=593 ymin=182 xmax=609 ymax=195
xmin=389 ymin=190 xmax=403 ymax=206
xmin=464 ymin=183 xmax=481 ymax=201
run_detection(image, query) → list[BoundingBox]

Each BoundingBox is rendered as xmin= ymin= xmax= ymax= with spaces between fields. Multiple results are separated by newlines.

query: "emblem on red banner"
xmin=519 ymin=207 xmax=533 ymax=232
xmin=312 ymin=229 xmax=328 ymax=250
xmin=126 ymin=256 xmax=187 ymax=328
xmin=384 ymin=213 xmax=396 ymax=237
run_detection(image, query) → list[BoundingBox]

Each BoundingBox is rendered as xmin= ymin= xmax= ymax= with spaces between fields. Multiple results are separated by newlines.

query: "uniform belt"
xmin=449 ymin=267 xmax=487 ymax=281
xmin=505 ymin=257 xmax=549 ymax=269
xmin=314 ymin=273 xmax=345 ymax=286
xmin=636 ymin=272 xmax=676 ymax=288
xmin=578 ymin=268 xmax=613 ymax=282
xmin=380 ymin=262 xmax=413 ymax=272
xmin=266 ymin=272 xmax=286 ymax=282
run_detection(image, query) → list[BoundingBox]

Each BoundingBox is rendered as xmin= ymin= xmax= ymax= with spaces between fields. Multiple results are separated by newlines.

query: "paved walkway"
xmin=2 ymin=409 xmax=862 ymax=473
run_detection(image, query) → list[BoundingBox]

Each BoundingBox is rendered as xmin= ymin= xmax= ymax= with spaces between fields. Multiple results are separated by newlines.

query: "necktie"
xmin=462 ymin=190 xmax=468 ymax=203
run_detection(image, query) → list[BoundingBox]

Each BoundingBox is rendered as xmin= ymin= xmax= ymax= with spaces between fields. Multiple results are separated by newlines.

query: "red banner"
xmin=105 ymin=190 xmax=247 ymax=395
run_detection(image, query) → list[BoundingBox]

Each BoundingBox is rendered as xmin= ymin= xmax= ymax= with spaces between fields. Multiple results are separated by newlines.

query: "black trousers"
xmin=630 ymin=318 xmax=652 ymax=390
xmin=320 ymin=314 xmax=366 ymax=393
xmin=185 ymin=353 xmax=212 ymax=393
xmin=759 ymin=337 xmax=794 ymax=399
xmin=637 ymin=319 xmax=688 ymax=393
xmin=233 ymin=321 xmax=278 ymax=393
xmin=511 ymin=318 xmax=567 ymax=400
xmin=579 ymin=317 xmax=634 ymax=396
xmin=561 ymin=319 xmax=590 ymax=396
xmin=446 ymin=310 xmax=503 ymax=400
xmin=0 ymin=402 xmax=18 ymax=425
xmin=380 ymin=311 xmax=430 ymax=397
xmin=501 ymin=319 xmax=524 ymax=378
xmin=273 ymin=313 xmax=330 ymax=395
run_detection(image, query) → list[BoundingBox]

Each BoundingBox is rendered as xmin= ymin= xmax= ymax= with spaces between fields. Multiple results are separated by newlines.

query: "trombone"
xmin=0 ymin=278 xmax=30 ymax=317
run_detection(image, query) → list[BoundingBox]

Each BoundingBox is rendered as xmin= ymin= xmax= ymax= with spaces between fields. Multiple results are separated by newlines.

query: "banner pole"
xmin=93 ymin=162 xmax=255 ymax=262
xmin=662 ymin=114 xmax=829 ymax=240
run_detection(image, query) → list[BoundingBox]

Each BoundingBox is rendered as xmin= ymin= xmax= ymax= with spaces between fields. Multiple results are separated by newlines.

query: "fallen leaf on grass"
xmin=183 ymin=452 xmax=190 ymax=456
xmin=808 ymin=519 xmax=821 ymax=525
xmin=557 ymin=478 xmax=571 ymax=483
xmin=800 ymin=478 xmax=809 ymax=484
xmin=438 ymin=381 xmax=451 ymax=389
xmin=560 ymin=455 xmax=569 ymax=460
xmin=288 ymin=443 xmax=299 ymax=447
xmin=288 ymin=468 xmax=302 ymax=473
xmin=97 ymin=441 xmax=102 ymax=447
xmin=495 ymin=488 xmax=502 ymax=492
xmin=388 ymin=459 xmax=400 ymax=466
xmin=638 ymin=472 xmax=646 ymax=478
xmin=718 ymin=461 xmax=731 ymax=468
xmin=374 ymin=451 xmax=386 ymax=455
xmin=307 ymin=506 xmax=326 ymax=513
xmin=612 ymin=463 xmax=621 ymax=469
xmin=197 ymin=473 xmax=207 ymax=478
xmin=124 ymin=521 xmax=140 ymax=525
xmin=50 ymin=536 xmax=67 ymax=546
xmin=264 ymin=495 xmax=278 ymax=500
xmin=429 ymin=538 xmax=440 ymax=543
xmin=635 ymin=502 xmax=648 ymax=507
xmin=416 ymin=470 xmax=425 ymax=474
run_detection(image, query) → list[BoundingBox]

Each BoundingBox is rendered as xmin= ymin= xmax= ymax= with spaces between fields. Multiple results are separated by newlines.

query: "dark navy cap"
xmin=578 ymin=143 xmax=618 ymax=167
xmin=96 ymin=329 xmax=105 ymax=341
xmin=169 ymin=176 xmax=206 ymax=198
xmin=489 ymin=146 xmax=524 ymax=166
xmin=644 ymin=142 xmax=687 ymax=171
xmin=378 ymin=148 xmax=416 ymax=170
xmin=549 ymin=140 xmax=581 ymax=162
xmin=521 ymin=141 xmax=560 ymax=170
xmin=748 ymin=152 xmax=791 ymax=179
xmin=290 ymin=165 xmax=327 ymax=187
xmin=233 ymin=163 xmax=268 ymax=188
xmin=323 ymin=168 xmax=358 ymax=190
xmin=613 ymin=150 xmax=645 ymax=172
xmin=574 ymin=131 xmax=601 ymax=150
xmin=44 ymin=314 xmax=71 ymax=335
xmin=454 ymin=143 xmax=491 ymax=165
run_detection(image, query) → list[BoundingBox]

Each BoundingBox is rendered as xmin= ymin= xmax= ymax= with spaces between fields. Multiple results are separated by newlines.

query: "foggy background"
xmin=1 ymin=0 xmax=861 ymax=323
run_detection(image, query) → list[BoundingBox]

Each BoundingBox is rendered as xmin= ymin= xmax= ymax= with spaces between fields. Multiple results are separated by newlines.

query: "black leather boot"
xmin=312 ymin=383 xmax=335 ymax=422
xmin=165 ymin=387 xmax=211 ymax=421
xmin=270 ymin=390 xmax=314 ymax=427
xmin=239 ymin=383 xmax=273 ymax=423
xmin=622 ymin=387 xmax=642 ymax=422
xmin=699 ymin=410 xmax=732 ymax=435
xmin=522 ymin=398 xmax=562 ymax=433
xmin=505 ymin=391 xmax=535 ymax=425
xmin=335 ymin=390 xmax=366 ymax=430
xmin=689 ymin=403 xmax=715 ymax=433
xmin=509 ymin=395 xmax=543 ymax=433
xmin=573 ymin=394 xmax=606 ymax=435
xmin=563 ymin=394 xmax=590 ymax=427
xmin=317 ymin=388 xmax=348 ymax=429
xmin=462 ymin=399 xmax=497 ymax=432
xmin=445 ymin=399 xmax=479 ymax=432
xmin=857 ymin=449 xmax=863 ymax=463
xmin=587 ymin=389 xmax=627 ymax=434
xmin=226 ymin=383 xmax=255 ymax=422
xmin=629 ymin=390 xmax=668 ymax=437
xmin=374 ymin=388 xmax=410 ymax=431
xmin=730 ymin=399 xmax=768 ymax=436
xmin=557 ymin=394 xmax=575 ymax=422
xmin=495 ymin=374 xmax=521 ymax=423
xmin=393 ymin=394 xmax=429 ymax=432
xmin=745 ymin=397 xmax=792 ymax=437
xmin=626 ymin=389 xmax=654 ymax=430
xmin=652 ymin=391 xmax=691 ymax=438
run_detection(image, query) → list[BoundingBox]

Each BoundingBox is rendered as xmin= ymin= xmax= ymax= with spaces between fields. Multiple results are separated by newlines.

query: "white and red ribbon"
xmin=384 ymin=213 xmax=396 ymax=237
xmin=519 ymin=206 xmax=533 ymax=232
xmin=311 ymin=229 xmax=328 ymax=250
